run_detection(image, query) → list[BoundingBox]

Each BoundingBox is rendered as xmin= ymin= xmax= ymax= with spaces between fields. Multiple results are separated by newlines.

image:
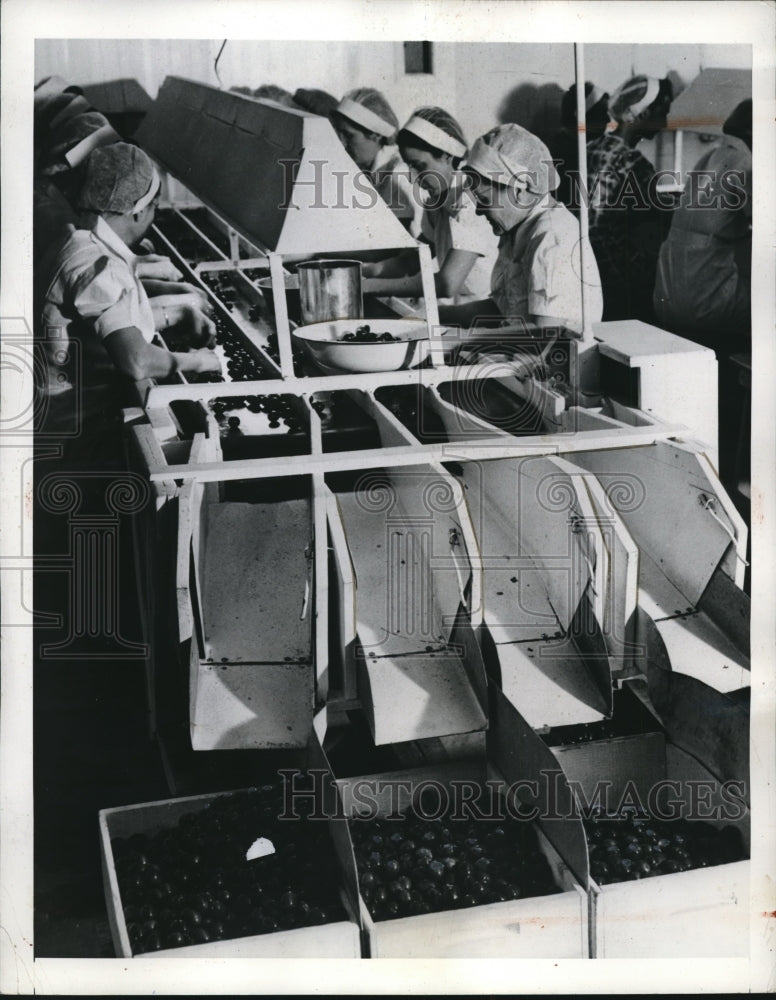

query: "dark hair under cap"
xmin=40 ymin=111 xmax=118 ymax=175
xmin=560 ymin=82 xmax=609 ymax=129
xmin=293 ymin=88 xmax=339 ymax=118
xmin=723 ymin=99 xmax=752 ymax=148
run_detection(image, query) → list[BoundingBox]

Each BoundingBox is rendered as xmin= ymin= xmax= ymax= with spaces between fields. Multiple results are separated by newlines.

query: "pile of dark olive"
xmin=341 ymin=324 xmax=400 ymax=343
xmin=585 ymin=811 xmax=746 ymax=885
xmin=112 ymin=784 xmax=346 ymax=954
xmin=209 ymin=394 xmax=305 ymax=434
xmin=350 ymin=806 xmax=559 ymax=921
xmin=200 ymin=270 xmax=242 ymax=312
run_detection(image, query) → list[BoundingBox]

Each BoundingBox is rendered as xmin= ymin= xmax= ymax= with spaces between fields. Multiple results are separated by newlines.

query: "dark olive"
xmin=206 ymin=920 xmax=225 ymax=939
xmin=428 ymin=860 xmax=445 ymax=881
xmin=440 ymin=886 xmax=459 ymax=906
xmin=143 ymin=932 xmax=163 ymax=952
xmin=165 ymin=930 xmax=187 ymax=949
xmin=633 ymin=860 xmax=653 ymax=878
xmin=384 ymin=858 xmax=400 ymax=877
xmin=415 ymin=847 xmax=433 ymax=863
xmin=625 ymin=841 xmax=643 ymax=859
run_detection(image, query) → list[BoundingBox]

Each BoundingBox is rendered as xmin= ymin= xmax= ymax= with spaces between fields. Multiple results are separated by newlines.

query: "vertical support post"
xmin=307 ymin=399 xmax=329 ymax=704
xmin=269 ymin=251 xmax=295 ymax=379
xmin=574 ymin=42 xmax=600 ymax=399
xmin=673 ymin=128 xmax=684 ymax=185
xmin=418 ymin=242 xmax=443 ymax=367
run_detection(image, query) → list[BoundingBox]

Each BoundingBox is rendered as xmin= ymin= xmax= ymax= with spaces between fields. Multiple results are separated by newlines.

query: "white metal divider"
xmin=269 ymin=251 xmax=296 ymax=378
xmin=417 ymin=242 xmax=443 ymax=364
xmin=308 ymin=396 xmax=331 ymax=704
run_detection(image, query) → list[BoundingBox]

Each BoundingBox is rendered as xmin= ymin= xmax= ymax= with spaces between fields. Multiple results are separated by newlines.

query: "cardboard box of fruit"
xmin=552 ymin=731 xmax=750 ymax=958
xmin=99 ymin=770 xmax=361 ymax=957
xmin=334 ymin=698 xmax=591 ymax=962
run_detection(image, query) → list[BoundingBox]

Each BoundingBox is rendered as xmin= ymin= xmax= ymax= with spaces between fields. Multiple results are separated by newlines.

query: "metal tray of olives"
xmin=99 ymin=785 xmax=361 ymax=958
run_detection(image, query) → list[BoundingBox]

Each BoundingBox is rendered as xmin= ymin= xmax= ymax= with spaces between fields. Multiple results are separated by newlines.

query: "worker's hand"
xmin=136 ymin=255 xmax=184 ymax=282
xmin=181 ymin=304 xmax=218 ymax=348
xmin=190 ymin=347 xmax=222 ymax=374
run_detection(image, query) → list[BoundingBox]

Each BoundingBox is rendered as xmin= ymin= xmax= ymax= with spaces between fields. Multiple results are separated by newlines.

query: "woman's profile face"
xmin=399 ymin=143 xmax=454 ymax=204
xmin=333 ymin=116 xmax=383 ymax=171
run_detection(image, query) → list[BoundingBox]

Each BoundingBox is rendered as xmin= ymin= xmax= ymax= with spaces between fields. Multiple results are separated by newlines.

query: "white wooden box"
xmin=553 ymin=734 xmax=750 ymax=958
xmin=336 ymin=763 xmax=588 ymax=959
xmin=99 ymin=790 xmax=361 ymax=958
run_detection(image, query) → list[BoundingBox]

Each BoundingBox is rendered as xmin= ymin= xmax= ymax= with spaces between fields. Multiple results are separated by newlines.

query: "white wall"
xmin=35 ymin=38 xmax=751 ymax=168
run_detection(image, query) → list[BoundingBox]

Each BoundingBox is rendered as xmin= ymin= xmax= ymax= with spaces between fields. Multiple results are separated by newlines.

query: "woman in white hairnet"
xmin=37 ymin=142 xmax=221 ymax=464
xmin=439 ymin=122 xmax=602 ymax=337
xmin=331 ymin=88 xmax=420 ymax=235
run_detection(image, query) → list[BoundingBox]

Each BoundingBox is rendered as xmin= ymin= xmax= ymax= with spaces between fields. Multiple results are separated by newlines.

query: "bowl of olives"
xmin=292 ymin=320 xmax=429 ymax=374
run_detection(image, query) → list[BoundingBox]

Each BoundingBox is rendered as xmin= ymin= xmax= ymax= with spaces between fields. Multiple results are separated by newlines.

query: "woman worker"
xmin=653 ymin=99 xmax=752 ymax=355
xmin=438 ymin=123 xmax=603 ymax=338
xmin=548 ymin=82 xmax=610 ymax=215
xmin=331 ymin=87 xmax=420 ymax=235
xmin=37 ymin=142 xmax=221 ymax=465
xmin=362 ymin=106 xmax=498 ymax=303
xmin=586 ymin=74 xmax=674 ymax=323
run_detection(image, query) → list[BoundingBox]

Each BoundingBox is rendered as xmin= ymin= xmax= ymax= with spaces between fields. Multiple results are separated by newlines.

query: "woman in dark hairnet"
xmin=586 ymin=74 xmax=674 ymax=323
xmin=548 ymin=81 xmax=609 ymax=215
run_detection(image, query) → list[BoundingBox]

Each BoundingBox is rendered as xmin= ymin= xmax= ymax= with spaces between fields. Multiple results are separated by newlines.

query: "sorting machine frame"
xmin=119 ymin=77 xmax=752 ymax=958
